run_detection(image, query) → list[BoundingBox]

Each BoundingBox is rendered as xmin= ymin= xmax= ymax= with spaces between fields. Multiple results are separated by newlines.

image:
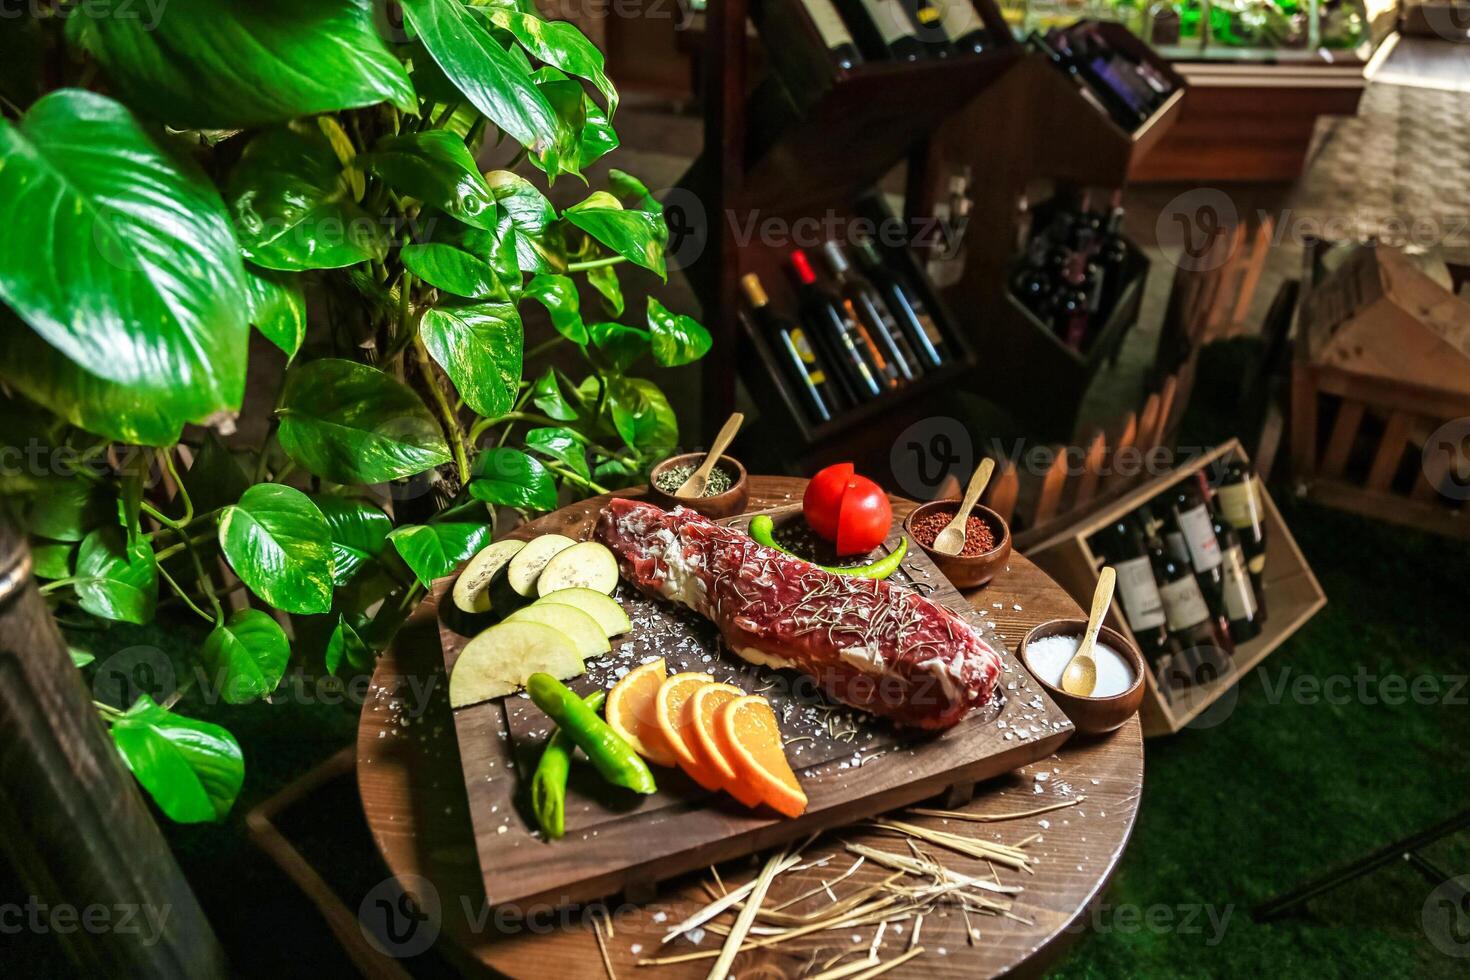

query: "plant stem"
xmin=183 ymin=537 xmax=224 ymax=622
xmin=567 ymin=255 xmax=627 ymax=272
xmin=39 ymin=577 xmax=80 ymax=595
xmin=548 ymin=463 xmax=610 ymax=496
xmin=413 ymin=336 xmax=471 ymax=484
xmin=524 ymin=335 xmax=565 ymax=361
xmin=92 ymin=700 xmax=124 ymax=722
xmin=159 ymin=447 xmax=193 ymax=525
xmin=155 ymin=529 xmax=218 ymax=564
xmin=157 ymin=564 xmax=215 ymax=624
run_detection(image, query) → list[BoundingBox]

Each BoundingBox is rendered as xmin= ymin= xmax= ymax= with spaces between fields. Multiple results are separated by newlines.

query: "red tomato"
xmin=803 ymin=462 xmax=854 ymax=542
xmin=834 ymin=475 xmax=891 ymax=556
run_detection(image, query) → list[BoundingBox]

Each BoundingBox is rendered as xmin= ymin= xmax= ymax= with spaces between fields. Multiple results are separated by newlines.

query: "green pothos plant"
xmin=0 ymin=1 xmax=710 ymax=823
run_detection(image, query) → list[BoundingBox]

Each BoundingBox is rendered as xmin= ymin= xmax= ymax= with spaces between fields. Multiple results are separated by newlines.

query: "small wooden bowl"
xmin=647 ymin=452 xmax=749 ymax=518
xmin=1018 ymin=619 xmax=1145 ymax=735
xmin=903 ymin=500 xmax=1012 ymax=588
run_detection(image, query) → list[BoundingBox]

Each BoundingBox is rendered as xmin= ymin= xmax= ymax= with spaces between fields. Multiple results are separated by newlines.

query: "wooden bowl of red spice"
xmin=904 ymin=499 xmax=1012 ymax=588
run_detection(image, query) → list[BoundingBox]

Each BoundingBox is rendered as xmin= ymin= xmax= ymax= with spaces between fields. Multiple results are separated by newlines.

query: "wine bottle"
xmin=1215 ymin=459 xmax=1268 ymax=617
xmin=1169 ymin=479 xmax=1225 ymax=620
xmin=1214 ymin=518 xmax=1263 ymax=644
xmin=1154 ymin=520 xmax=1224 ymax=686
xmin=741 ymin=273 xmax=838 ymax=424
xmin=788 ymin=249 xmax=883 ymax=401
xmin=907 ymin=0 xmax=955 ymax=58
xmin=822 ymin=241 xmax=919 ymax=384
xmin=1095 ymin=517 xmax=1176 ymax=672
xmin=854 ymin=239 xmax=947 ymax=369
xmin=838 ymin=0 xmax=928 ymax=62
xmin=800 ymin=0 xmax=865 ymax=71
xmin=1053 ymin=253 xmax=1091 ymax=350
xmin=936 ymin=0 xmax=990 ymax=55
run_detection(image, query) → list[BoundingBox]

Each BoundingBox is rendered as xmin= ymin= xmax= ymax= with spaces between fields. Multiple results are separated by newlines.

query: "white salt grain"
xmin=1023 ymin=634 xmax=1135 ymax=698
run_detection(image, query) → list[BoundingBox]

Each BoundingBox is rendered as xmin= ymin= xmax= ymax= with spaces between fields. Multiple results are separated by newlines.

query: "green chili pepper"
xmin=748 ymin=514 xmax=907 ymax=580
xmin=531 ymin=690 xmax=606 ymax=840
xmin=527 ymin=673 xmax=657 ymax=796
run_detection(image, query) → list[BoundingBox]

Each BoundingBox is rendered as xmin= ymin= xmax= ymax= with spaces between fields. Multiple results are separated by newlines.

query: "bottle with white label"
xmin=1169 ymin=480 xmax=1225 ymax=623
xmin=936 ymin=0 xmax=991 ymax=55
xmin=1215 ymin=459 xmax=1268 ymax=619
xmin=800 ymin=0 xmax=865 ymax=70
xmin=1155 ymin=525 xmax=1228 ymax=685
xmin=1216 ymin=522 xmax=1263 ymax=643
xmin=1093 ymin=517 xmax=1177 ymax=675
xmin=838 ymin=0 xmax=928 ymax=61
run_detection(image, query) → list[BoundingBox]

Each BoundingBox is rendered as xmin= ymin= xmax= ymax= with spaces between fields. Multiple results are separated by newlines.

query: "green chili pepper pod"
xmin=527 ymin=674 xmax=657 ymax=795
xmin=748 ymin=515 xmax=907 ymax=580
xmin=530 ymin=690 xmax=606 ymax=840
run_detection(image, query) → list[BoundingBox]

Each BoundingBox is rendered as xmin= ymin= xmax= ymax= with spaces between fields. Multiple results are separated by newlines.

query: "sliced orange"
xmin=606 ymin=659 xmax=678 ymax=767
xmin=715 ymin=696 xmax=808 ymax=818
xmin=654 ymin=672 xmax=724 ymax=791
xmin=688 ymin=683 xmax=762 ymax=808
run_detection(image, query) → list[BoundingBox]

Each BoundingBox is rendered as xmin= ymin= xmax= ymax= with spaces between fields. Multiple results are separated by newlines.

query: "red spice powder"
xmin=911 ymin=509 xmax=996 ymax=557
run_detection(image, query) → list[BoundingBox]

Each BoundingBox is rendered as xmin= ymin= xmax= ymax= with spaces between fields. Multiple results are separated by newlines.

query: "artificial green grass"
xmin=1052 ymin=495 xmax=1470 ymax=978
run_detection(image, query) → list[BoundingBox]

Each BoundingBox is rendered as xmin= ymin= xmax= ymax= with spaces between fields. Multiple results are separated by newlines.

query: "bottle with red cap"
xmin=787 ymin=248 xmax=883 ymax=402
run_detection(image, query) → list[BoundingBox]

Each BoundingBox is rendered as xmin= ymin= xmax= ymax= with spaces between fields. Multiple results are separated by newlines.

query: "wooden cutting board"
xmin=438 ymin=501 xmax=1074 ymax=909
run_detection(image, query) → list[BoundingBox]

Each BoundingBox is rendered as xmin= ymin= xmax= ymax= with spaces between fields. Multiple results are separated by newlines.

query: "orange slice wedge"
xmin=654 ymin=672 xmax=723 ymax=791
xmin=715 ymin=696 xmax=807 ymax=818
xmin=606 ymin=659 xmax=678 ymax=767
xmin=688 ymin=683 xmax=762 ymax=808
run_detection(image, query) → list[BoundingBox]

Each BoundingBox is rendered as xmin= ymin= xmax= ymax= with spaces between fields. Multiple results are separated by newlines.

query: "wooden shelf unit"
xmin=1026 ymin=439 xmax=1327 ymax=736
xmin=921 ymin=20 xmax=1187 ymax=442
xmin=687 ymin=0 xmax=1015 ymax=464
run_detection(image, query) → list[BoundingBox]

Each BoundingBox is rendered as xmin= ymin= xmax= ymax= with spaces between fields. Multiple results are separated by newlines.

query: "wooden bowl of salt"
xmin=1018 ymin=618 xmax=1145 ymax=735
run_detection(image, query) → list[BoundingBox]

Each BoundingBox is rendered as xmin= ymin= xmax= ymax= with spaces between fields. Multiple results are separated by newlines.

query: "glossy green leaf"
xmin=588 ymin=322 xmax=651 ymax=375
xmin=486 ymin=170 xmax=558 ymax=274
xmin=469 ymin=448 xmax=558 ymax=511
xmin=69 ymin=645 xmax=96 ymax=669
xmin=361 ymin=131 xmax=498 ymax=231
xmin=200 ymin=609 xmax=290 ymax=705
xmin=419 ymin=302 xmax=522 ymax=417
xmin=325 ymin=615 xmax=372 ymax=675
xmin=400 ymin=243 xmax=503 ymax=299
xmin=608 ymin=169 xmax=660 ymax=212
xmin=276 ymin=359 xmax=451 ymax=485
xmin=400 ymin=0 xmax=571 ymax=172
xmin=576 ymin=93 xmax=619 ymax=171
xmin=32 ymin=540 xmax=78 ymax=581
xmin=530 ymin=368 xmax=577 ymax=421
xmin=527 ymin=74 xmax=587 ymax=179
xmin=388 ymin=522 xmax=492 ymax=588
xmin=586 ymin=264 xmax=624 ymax=317
xmin=477 ymin=7 xmax=618 ymax=115
xmin=564 ymin=193 xmax=667 ymax=279
xmin=74 ymin=527 xmax=157 ymax=625
xmin=607 ymin=378 xmax=677 ymax=454
xmin=181 ymin=432 xmax=251 ymax=514
xmin=523 ymin=274 xmax=586 ymax=344
xmin=646 ymin=297 xmax=712 ymax=366
xmin=66 ymin=0 xmax=415 ymax=129
xmin=245 ymin=267 xmax=307 ymax=359
xmin=313 ymin=495 xmax=392 ymax=587
xmin=25 ymin=476 xmax=113 ymax=543
xmin=218 ymin=484 xmax=334 ymax=615
xmin=0 ymin=90 xmax=248 ymax=443
xmin=525 ymin=427 xmax=590 ymax=481
xmin=226 ymin=125 xmax=386 ymax=272
xmin=110 ymin=695 xmax=243 ymax=824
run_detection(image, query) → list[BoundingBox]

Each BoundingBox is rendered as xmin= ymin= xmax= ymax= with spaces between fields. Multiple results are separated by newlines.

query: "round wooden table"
xmin=357 ymin=478 xmax=1143 ymax=978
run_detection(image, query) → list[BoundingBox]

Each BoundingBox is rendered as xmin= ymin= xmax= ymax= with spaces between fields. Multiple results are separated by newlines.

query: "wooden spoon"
xmin=929 ymin=458 xmax=995 ymax=556
xmin=1061 ymin=566 xmax=1116 ymax=697
xmin=674 ymin=412 xmax=745 ymax=499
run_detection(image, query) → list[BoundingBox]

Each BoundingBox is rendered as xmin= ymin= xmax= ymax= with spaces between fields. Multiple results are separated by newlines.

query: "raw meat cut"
xmin=596 ymin=499 xmax=1001 ymax=729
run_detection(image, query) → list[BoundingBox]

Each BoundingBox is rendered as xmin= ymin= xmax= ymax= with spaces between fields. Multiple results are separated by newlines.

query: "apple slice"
xmin=448 ymin=621 xmax=581 ymax=708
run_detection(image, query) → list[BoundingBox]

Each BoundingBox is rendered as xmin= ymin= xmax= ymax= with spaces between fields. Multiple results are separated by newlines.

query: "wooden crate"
xmin=1026 ymin=440 xmax=1326 ymax=736
xmin=1290 ymin=242 xmax=1470 ymax=541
